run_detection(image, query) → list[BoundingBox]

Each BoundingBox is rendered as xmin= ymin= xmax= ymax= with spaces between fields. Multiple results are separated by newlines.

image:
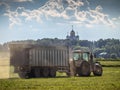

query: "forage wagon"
xmin=9 ymin=43 xmax=102 ymax=78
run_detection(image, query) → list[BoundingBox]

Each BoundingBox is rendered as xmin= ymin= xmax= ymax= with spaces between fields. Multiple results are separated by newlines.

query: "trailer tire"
xmin=18 ymin=72 xmax=29 ymax=79
xmin=78 ymin=61 xmax=91 ymax=76
xmin=93 ymin=63 xmax=103 ymax=76
xmin=49 ymin=68 xmax=56 ymax=77
xmin=29 ymin=69 xmax=35 ymax=78
xmin=66 ymin=72 xmax=70 ymax=77
xmin=43 ymin=68 xmax=49 ymax=77
xmin=34 ymin=68 xmax=41 ymax=78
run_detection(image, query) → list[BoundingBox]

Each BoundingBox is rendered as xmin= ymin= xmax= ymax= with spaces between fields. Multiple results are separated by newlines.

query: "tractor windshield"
xmin=73 ymin=52 xmax=82 ymax=60
xmin=73 ymin=52 xmax=89 ymax=61
xmin=82 ymin=52 xmax=89 ymax=61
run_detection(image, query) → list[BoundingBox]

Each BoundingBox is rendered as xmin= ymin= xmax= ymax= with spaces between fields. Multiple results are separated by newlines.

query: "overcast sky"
xmin=0 ymin=0 xmax=120 ymax=44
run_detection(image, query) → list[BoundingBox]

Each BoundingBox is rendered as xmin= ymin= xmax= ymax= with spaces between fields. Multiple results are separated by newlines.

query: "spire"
xmin=70 ymin=25 xmax=75 ymax=37
xmin=72 ymin=25 xmax=73 ymax=30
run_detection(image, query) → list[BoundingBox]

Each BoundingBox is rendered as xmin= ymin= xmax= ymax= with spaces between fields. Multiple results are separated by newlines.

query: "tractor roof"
xmin=73 ymin=49 xmax=90 ymax=53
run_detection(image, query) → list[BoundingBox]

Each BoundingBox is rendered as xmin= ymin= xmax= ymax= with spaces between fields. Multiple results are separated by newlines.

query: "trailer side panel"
xmin=29 ymin=46 xmax=69 ymax=67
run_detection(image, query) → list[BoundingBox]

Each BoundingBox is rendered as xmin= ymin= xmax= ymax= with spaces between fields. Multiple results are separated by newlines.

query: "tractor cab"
xmin=73 ymin=50 xmax=89 ymax=61
xmin=72 ymin=50 xmax=91 ymax=68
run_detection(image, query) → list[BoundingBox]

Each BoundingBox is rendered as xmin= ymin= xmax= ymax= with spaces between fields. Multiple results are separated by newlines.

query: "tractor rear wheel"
xmin=93 ymin=63 xmax=103 ymax=76
xmin=78 ymin=61 xmax=91 ymax=76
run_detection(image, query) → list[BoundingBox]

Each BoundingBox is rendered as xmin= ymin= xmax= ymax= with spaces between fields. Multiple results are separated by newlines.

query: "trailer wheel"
xmin=49 ymin=68 xmax=56 ymax=77
xmin=78 ymin=61 xmax=91 ymax=76
xmin=18 ymin=72 xmax=29 ymax=79
xmin=34 ymin=68 xmax=41 ymax=78
xmin=66 ymin=72 xmax=70 ymax=77
xmin=93 ymin=63 xmax=103 ymax=76
xmin=43 ymin=68 xmax=49 ymax=77
xmin=29 ymin=69 xmax=35 ymax=78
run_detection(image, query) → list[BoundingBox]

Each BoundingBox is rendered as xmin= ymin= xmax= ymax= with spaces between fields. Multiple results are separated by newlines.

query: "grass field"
xmin=99 ymin=61 xmax=120 ymax=67
xmin=0 ymin=67 xmax=120 ymax=90
xmin=0 ymin=57 xmax=120 ymax=90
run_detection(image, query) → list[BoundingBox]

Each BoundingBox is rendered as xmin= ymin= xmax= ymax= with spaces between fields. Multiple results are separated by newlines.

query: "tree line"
xmin=0 ymin=38 xmax=120 ymax=59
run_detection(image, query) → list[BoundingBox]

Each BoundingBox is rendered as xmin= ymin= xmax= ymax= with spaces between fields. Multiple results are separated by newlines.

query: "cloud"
xmin=3 ymin=0 xmax=115 ymax=28
xmin=75 ymin=10 xmax=87 ymax=21
xmin=87 ymin=6 xmax=115 ymax=27
xmin=66 ymin=0 xmax=84 ymax=10
xmin=112 ymin=16 xmax=120 ymax=27
xmin=4 ymin=9 xmax=22 ymax=29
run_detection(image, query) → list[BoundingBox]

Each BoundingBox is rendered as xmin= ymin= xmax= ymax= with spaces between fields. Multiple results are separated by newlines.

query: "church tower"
xmin=66 ymin=25 xmax=79 ymax=41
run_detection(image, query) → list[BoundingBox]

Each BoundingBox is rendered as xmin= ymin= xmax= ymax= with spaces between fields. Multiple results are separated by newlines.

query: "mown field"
xmin=100 ymin=60 xmax=120 ymax=67
xmin=0 ymin=67 xmax=120 ymax=90
xmin=0 ymin=58 xmax=120 ymax=90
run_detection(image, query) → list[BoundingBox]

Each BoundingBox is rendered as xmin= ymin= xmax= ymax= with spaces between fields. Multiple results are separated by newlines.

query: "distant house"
xmin=99 ymin=52 xmax=107 ymax=58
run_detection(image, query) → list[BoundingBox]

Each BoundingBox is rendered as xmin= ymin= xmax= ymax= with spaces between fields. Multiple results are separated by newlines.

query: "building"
xmin=66 ymin=26 xmax=79 ymax=41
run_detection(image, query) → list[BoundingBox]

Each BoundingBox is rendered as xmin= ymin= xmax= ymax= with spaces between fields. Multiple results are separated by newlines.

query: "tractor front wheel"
xmin=93 ymin=62 xmax=103 ymax=76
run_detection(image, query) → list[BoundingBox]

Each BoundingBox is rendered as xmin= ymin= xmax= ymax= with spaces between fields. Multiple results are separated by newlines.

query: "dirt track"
xmin=0 ymin=59 xmax=10 ymax=79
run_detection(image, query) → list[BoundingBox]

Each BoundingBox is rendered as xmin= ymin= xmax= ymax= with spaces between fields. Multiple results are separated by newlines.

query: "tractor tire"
xmin=49 ymin=68 xmax=56 ymax=77
xmin=34 ymin=68 xmax=41 ymax=78
xmin=43 ymin=68 xmax=49 ymax=77
xmin=18 ymin=72 xmax=29 ymax=79
xmin=78 ymin=61 xmax=91 ymax=76
xmin=93 ymin=63 xmax=103 ymax=76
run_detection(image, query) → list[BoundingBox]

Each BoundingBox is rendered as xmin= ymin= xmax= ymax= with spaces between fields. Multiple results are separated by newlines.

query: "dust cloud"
xmin=0 ymin=52 xmax=10 ymax=79
xmin=0 ymin=59 xmax=10 ymax=79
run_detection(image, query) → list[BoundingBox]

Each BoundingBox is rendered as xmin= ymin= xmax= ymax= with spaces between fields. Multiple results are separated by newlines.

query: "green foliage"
xmin=94 ymin=39 xmax=120 ymax=58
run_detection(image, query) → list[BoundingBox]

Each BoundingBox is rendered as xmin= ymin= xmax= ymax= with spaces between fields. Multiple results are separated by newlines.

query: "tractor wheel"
xmin=34 ymin=68 xmax=41 ymax=78
xmin=93 ymin=63 xmax=103 ymax=76
xmin=43 ymin=68 xmax=49 ymax=77
xmin=49 ymin=68 xmax=56 ymax=77
xmin=18 ymin=72 xmax=29 ymax=79
xmin=78 ymin=61 xmax=91 ymax=76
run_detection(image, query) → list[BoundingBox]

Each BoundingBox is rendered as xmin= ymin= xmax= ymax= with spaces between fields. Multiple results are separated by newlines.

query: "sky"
xmin=0 ymin=0 xmax=120 ymax=44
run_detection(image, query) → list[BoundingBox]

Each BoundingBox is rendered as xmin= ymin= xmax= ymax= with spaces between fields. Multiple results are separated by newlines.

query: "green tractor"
xmin=69 ymin=49 xmax=103 ymax=76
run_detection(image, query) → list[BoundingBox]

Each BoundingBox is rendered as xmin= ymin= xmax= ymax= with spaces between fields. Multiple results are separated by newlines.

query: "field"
xmin=0 ymin=56 xmax=120 ymax=90
xmin=100 ymin=61 xmax=120 ymax=67
xmin=0 ymin=67 xmax=120 ymax=90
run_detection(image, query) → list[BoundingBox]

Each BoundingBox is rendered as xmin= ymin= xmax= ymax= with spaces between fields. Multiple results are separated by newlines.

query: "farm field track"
xmin=0 ymin=58 xmax=120 ymax=90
